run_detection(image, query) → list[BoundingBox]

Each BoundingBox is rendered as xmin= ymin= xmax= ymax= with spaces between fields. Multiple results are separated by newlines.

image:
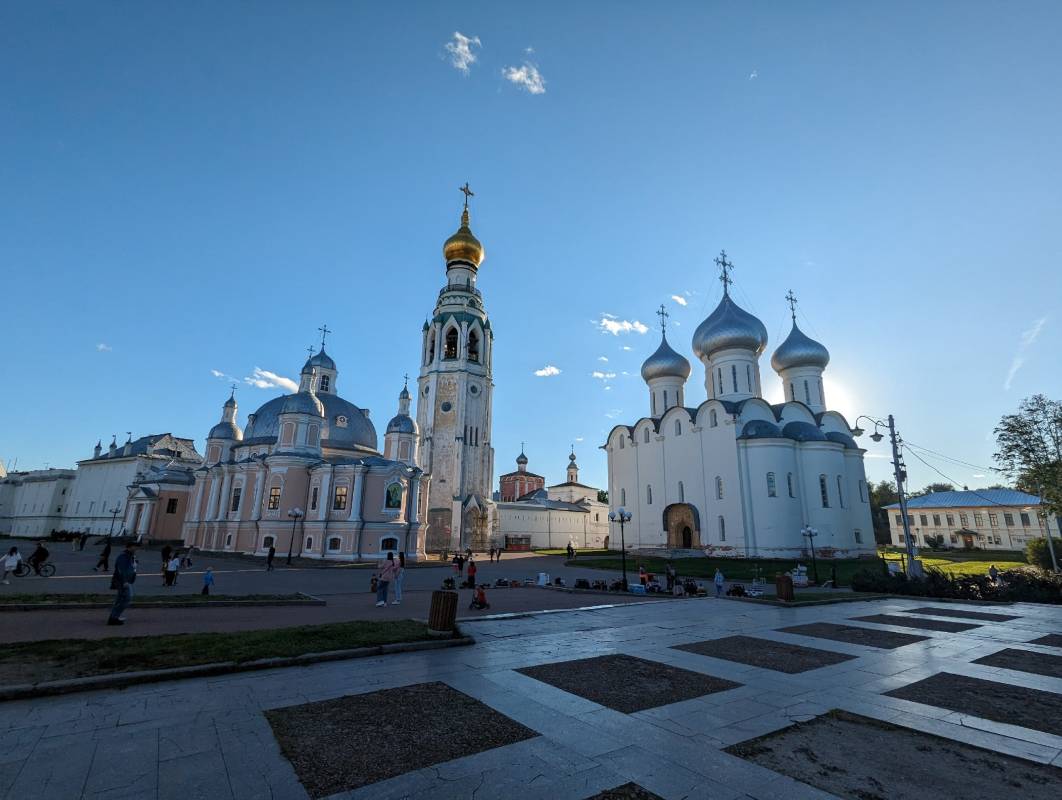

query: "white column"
xmin=349 ymin=466 xmax=367 ymax=521
xmin=136 ymin=503 xmax=152 ymax=535
xmin=407 ymin=474 xmax=421 ymax=524
xmin=318 ymin=471 xmax=331 ymax=521
xmin=216 ymin=471 xmax=232 ymax=521
xmin=188 ymin=480 xmax=203 ymax=522
xmin=205 ymin=474 xmax=221 ymax=520
xmin=251 ymin=468 xmax=266 ymax=521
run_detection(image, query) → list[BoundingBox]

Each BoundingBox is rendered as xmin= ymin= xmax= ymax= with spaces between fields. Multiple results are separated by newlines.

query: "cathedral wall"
xmin=797 ymin=443 xmax=852 ymax=554
xmin=843 ymin=450 xmax=876 ymax=554
xmin=738 ymin=441 xmax=803 ymax=556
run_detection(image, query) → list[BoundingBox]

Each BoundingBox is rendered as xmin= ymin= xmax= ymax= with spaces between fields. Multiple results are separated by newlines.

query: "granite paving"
xmin=901 ymin=606 xmax=1020 ymax=622
xmin=673 ymin=635 xmax=857 ymax=674
xmin=850 ymin=613 xmax=982 ymax=633
xmin=1029 ymin=634 xmax=1062 ymax=648
xmin=973 ymin=648 xmax=1062 ymax=679
xmin=777 ymin=621 xmax=930 ymax=649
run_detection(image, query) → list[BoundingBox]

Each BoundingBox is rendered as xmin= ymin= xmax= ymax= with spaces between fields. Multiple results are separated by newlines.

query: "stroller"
xmin=468 ymin=585 xmax=490 ymax=610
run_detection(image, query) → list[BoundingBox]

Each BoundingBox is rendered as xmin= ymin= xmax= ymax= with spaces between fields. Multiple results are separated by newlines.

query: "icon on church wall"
xmin=385 ymin=483 xmax=403 ymax=509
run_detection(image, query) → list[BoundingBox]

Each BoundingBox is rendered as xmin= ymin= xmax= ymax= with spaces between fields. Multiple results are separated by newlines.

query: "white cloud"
xmin=502 ymin=62 xmax=546 ymax=94
xmin=96 ymin=343 xmax=111 ymax=352
xmin=445 ymin=32 xmax=481 ymax=74
xmin=591 ymin=371 xmax=617 ymax=380
xmin=604 ymin=409 xmax=623 ymax=419
xmin=621 ymin=346 xmax=632 ymax=351
xmin=597 ymin=356 xmax=609 ymax=362
xmin=972 ymin=473 xmax=986 ymax=478
xmin=595 ymin=315 xmax=649 ymax=335
xmin=534 ymin=365 xmax=561 ymax=377
xmin=749 ymin=69 xmax=758 ymax=80
xmin=1003 ymin=317 xmax=1047 ymax=390
xmin=245 ymin=367 xmax=298 ymax=393
xmin=671 ymin=295 xmax=687 ymax=306
xmin=604 ymin=386 xmax=612 ymax=391
xmin=211 ymin=369 xmax=225 ymax=378
xmin=865 ymin=453 xmax=889 ymax=459
xmin=574 ymin=436 xmax=584 ymax=442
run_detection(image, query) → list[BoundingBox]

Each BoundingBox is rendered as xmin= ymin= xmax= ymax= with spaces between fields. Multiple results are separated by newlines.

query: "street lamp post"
xmin=853 ymin=414 xmax=923 ymax=578
xmin=608 ymin=507 xmax=632 ymax=590
xmin=286 ymin=508 xmax=304 ymax=566
xmin=109 ymin=505 xmax=122 ymax=538
xmin=801 ymin=525 xmax=820 ymax=584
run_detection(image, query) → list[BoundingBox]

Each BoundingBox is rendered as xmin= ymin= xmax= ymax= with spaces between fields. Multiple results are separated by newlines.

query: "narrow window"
xmin=427 ymin=332 xmax=436 ymax=364
xmin=268 ymin=487 xmax=281 ymax=510
xmin=717 ymin=368 xmax=723 ymax=394
xmin=804 ymin=380 xmax=811 ymax=405
xmin=746 ymin=364 xmax=752 ymax=391
xmin=230 ymin=487 xmax=242 ymax=512
xmin=787 ymin=472 xmax=795 ymax=498
xmin=819 ymin=475 xmax=829 ymax=507
xmin=716 ymin=476 xmax=723 ymax=500
xmin=766 ymin=472 xmax=777 ymax=497
xmin=858 ymin=479 xmax=867 ymax=503
xmin=718 ymin=516 xmax=726 ymax=541
xmin=646 ymin=485 xmax=652 ymax=505
xmin=305 ymin=537 xmax=313 ymax=550
xmin=836 ymin=476 xmax=844 ymax=508
xmin=932 ymin=514 xmax=941 ymax=526
xmin=678 ymin=481 xmax=685 ymax=502
xmin=467 ymin=329 xmax=480 ymax=362
xmin=319 ymin=374 xmax=330 ymax=392
xmin=328 ymin=537 xmax=341 ymax=551
xmin=166 ymin=498 xmax=179 ymax=514
xmin=894 ymin=514 xmax=902 ymax=525
xmin=674 ymin=420 xmax=681 ymax=436
xmin=789 ymin=382 xmax=795 ymax=400
xmin=644 ymin=428 xmax=650 ymax=443
xmin=310 ymin=486 xmax=319 ymax=511
xmin=663 ymin=389 xmax=669 ymax=409
xmin=1003 ymin=513 xmax=1014 ymax=527
xmin=731 ymin=365 xmax=738 ymax=393
xmin=710 ymin=409 xmax=718 ymax=428
xmin=946 ymin=514 xmax=954 ymax=526
xmin=307 ymin=424 xmax=319 ymax=446
xmin=399 ymin=440 xmax=410 ymax=460
xmin=854 ymin=529 xmax=863 ymax=544
xmin=974 ymin=513 xmax=983 ymax=526
xmin=333 ymin=485 xmax=348 ymax=510
xmin=619 ymin=436 xmax=624 ymax=449
xmin=959 ymin=512 xmax=968 ymax=526
xmin=444 ymin=327 xmax=458 ymax=359
xmin=1020 ymin=512 xmax=1031 ymax=527
xmin=281 ymin=422 xmax=294 ymax=446
xmin=651 ymin=393 xmax=656 ymax=415
xmin=620 ymin=488 xmax=626 ymax=505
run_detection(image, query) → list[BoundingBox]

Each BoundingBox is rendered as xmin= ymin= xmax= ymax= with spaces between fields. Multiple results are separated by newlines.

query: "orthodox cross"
xmin=656 ymin=303 xmax=669 ymax=333
xmin=714 ymin=250 xmax=734 ymax=295
xmin=318 ymin=324 xmax=331 ymax=349
xmin=229 ymin=382 xmax=237 ymax=399
xmin=785 ymin=289 xmax=798 ymax=322
xmin=306 ymin=345 xmax=315 ymax=359
xmin=402 ymin=372 xmax=409 ymax=389
xmin=459 ymin=182 xmax=474 ymax=209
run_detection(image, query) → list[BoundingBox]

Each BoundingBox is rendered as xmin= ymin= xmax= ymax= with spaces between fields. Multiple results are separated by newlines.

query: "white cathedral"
xmin=604 ymin=253 xmax=875 ymax=559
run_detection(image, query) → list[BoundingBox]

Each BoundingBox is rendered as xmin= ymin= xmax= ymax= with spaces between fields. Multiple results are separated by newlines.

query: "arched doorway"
xmin=663 ymin=504 xmax=701 ymax=549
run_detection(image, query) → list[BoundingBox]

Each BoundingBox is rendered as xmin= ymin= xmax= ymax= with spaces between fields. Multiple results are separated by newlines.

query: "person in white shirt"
xmin=2 ymin=547 xmax=22 ymax=584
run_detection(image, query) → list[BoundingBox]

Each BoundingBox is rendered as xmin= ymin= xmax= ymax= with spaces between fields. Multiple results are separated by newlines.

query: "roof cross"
xmin=459 ymin=182 xmax=474 ymax=209
xmin=785 ymin=289 xmax=798 ymax=322
xmin=229 ymin=383 xmax=237 ymax=399
xmin=402 ymin=373 xmax=409 ymax=389
xmin=656 ymin=303 xmax=669 ymax=333
xmin=318 ymin=324 xmax=331 ymax=349
xmin=714 ymin=250 xmax=734 ymax=295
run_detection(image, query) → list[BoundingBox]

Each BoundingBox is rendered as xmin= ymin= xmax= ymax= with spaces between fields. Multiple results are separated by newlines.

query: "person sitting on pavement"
xmin=468 ymin=585 xmax=490 ymax=610
xmin=27 ymin=541 xmax=49 ymax=575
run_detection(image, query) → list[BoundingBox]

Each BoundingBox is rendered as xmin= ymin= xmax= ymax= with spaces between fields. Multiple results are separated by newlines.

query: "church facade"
xmin=605 ymin=254 xmax=875 ymax=559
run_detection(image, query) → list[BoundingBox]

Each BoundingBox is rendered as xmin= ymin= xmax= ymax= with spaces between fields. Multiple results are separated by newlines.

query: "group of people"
xmin=1 ymin=541 xmax=52 ymax=583
xmin=374 ymin=551 xmax=405 ymax=606
xmin=636 ymin=562 xmax=727 ymax=597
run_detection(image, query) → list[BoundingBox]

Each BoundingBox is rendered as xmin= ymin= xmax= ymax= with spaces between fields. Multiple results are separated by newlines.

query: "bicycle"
xmin=13 ymin=561 xmax=56 ymax=578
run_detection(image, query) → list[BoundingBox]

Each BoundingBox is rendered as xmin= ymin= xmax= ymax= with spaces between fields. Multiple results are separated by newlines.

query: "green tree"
xmin=868 ymin=480 xmax=898 ymax=544
xmin=597 ymin=490 xmax=608 ymax=504
xmin=994 ymin=394 xmax=1062 ymax=519
xmin=917 ymin=482 xmax=955 ymax=496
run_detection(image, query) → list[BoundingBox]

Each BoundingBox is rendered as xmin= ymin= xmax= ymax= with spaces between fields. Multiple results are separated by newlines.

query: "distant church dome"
xmin=692 ymin=294 xmax=768 ymax=360
xmin=303 ymin=348 xmax=336 ymax=373
xmin=386 ymin=414 xmax=416 ymax=434
xmin=640 ymin=333 xmax=692 ymax=382
xmin=208 ymin=421 xmax=241 ymax=440
xmin=771 ymin=322 xmax=830 ymax=372
xmin=281 ymin=391 xmax=325 ymax=417
xmin=443 ymin=206 xmax=484 ymax=267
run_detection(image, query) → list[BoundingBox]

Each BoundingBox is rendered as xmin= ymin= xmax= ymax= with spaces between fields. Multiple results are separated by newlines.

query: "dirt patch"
xmin=850 ymin=613 xmax=981 ymax=633
xmin=584 ymin=783 xmax=664 ymax=800
xmin=725 ymin=709 xmax=1062 ymax=800
xmin=265 ymin=682 xmax=537 ymax=797
xmin=673 ymin=635 xmax=856 ymax=674
xmin=517 ymin=654 xmax=741 ymax=713
xmin=886 ymin=672 xmax=1062 ymax=737
xmin=1029 ymin=634 xmax=1062 ymax=648
xmin=778 ymin=622 xmax=929 ymax=649
xmin=902 ymin=606 xmax=1019 ymax=622
xmin=973 ymin=648 xmax=1062 ymax=679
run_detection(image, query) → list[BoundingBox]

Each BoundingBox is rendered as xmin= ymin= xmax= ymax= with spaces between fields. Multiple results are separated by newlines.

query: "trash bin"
xmin=428 ymin=590 xmax=458 ymax=636
xmin=775 ymin=574 xmax=795 ymax=603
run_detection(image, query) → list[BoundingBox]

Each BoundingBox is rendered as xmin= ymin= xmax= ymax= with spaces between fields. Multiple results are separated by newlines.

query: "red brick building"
xmin=498 ymin=448 xmax=544 ymax=501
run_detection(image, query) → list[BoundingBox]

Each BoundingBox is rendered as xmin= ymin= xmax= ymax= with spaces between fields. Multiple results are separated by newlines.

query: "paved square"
xmin=850 ymin=613 xmax=982 ymax=633
xmin=972 ymin=648 xmax=1062 ymax=679
xmin=673 ymin=635 xmax=857 ymax=674
xmin=586 ymin=783 xmax=665 ymax=799
xmin=517 ymin=653 xmax=742 ymax=713
xmin=1030 ymin=633 xmax=1062 ymax=648
xmin=778 ymin=621 xmax=930 ymax=649
xmin=902 ymin=606 xmax=1020 ymax=622
xmin=726 ymin=709 xmax=1062 ymax=800
xmin=886 ymin=673 xmax=1062 ymax=737
xmin=264 ymin=682 xmax=537 ymax=797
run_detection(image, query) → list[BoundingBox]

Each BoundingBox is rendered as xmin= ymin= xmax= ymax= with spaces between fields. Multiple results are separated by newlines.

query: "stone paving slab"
xmin=973 ymin=647 xmax=1062 ymax=679
xmin=849 ymin=613 xmax=982 ymax=632
xmin=901 ymin=606 xmax=1020 ymax=622
xmin=886 ymin=672 xmax=1062 ymax=738
xmin=1029 ymin=633 xmax=1062 ymax=648
xmin=673 ymin=635 xmax=857 ymax=674
xmin=777 ymin=621 xmax=930 ymax=649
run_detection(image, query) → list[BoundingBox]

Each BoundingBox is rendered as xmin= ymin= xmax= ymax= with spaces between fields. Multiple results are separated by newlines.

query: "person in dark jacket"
xmin=94 ymin=541 xmax=112 ymax=572
xmin=107 ymin=541 xmax=139 ymax=626
xmin=266 ymin=545 xmax=276 ymax=571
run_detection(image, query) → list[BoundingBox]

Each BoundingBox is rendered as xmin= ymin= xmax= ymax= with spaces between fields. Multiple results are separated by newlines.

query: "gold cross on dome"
xmin=714 ymin=250 xmax=734 ymax=294
xmin=656 ymin=303 xmax=669 ymax=333
xmin=785 ymin=289 xmax=798 ymax=321
xmin=459 ymin=182 xmax=474 ymax=208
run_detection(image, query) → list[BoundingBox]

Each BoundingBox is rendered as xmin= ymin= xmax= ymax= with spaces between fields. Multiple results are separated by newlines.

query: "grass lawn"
xmin=570 ymin=556 xmax=873 ymax=586
xmin=0 ymin=619 xmax=436 ymax=684
xmin=535 ymin=548 xmax=612 ymax=556
xmin=0 ymin=593 xmax=309 ymax=605
xmin=880 ymin=553 xmax=1026 ymax=576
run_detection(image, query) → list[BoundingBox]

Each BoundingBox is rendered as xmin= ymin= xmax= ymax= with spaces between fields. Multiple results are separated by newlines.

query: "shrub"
xmin=851 ymin=565 xmax=1061 ymax=604
xmin=1025 ymin=537 xmax=1062 ymax=571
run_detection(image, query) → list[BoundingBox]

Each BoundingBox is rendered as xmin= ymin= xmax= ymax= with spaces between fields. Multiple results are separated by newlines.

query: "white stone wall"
xmin=64 ymin=458 xmax=146 ymax=534
xmin=0 ymin=470 xmax=76 ymax=538
xmin=495 ymin=503 xmax=606 ymax=549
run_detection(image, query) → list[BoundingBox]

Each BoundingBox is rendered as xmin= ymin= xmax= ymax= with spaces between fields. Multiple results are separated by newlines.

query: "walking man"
xmin=266 ymin=545 xmax=276 ymax=571
xmin=714 ymin=568 xmax=725 ymax=598
xmin=107 ymin=541 xmax=139 ymax=625
xmin=94 ymin=540 xmax=112 ymax=573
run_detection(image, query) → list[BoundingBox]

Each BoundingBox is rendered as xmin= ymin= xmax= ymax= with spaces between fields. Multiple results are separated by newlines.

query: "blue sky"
xmin=2 ymin=1 xmax=1060 ymax=493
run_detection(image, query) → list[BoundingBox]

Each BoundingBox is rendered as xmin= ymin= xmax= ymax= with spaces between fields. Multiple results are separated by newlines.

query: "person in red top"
xmin=376 ymin=552 xmax=398 ymax=607
xmin=639 ymin=565 xmax=648 ymax=586
xmin=466 ymin=558 xmax=477 ymax=588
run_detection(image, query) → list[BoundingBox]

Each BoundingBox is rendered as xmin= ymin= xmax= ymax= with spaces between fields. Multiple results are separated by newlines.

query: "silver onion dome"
xmin=208 ymin=421 xmax=241 ymax=440
xmin=692 ymin=294 xmax=768 ymax=360
xmin=516 ymin=451 xmax=528 ymax=465
xmin=386 ymin=414 xmax=417 ymax=434
xmin=770 ymin=322 xmax=830 ymax=372
xmin=302 ymin=348 xmax=336 ymax=373
xmin=280 ymin=391 xmax=325 ymax=417
xmin=640 ymin=333 xmax=692 ymax=382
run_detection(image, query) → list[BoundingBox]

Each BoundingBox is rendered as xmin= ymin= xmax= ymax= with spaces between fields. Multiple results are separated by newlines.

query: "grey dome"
xmin=208 ymin=421 xmax=242 ymax=440
xmin=771 ymin=323 xmax=830 ymax=372
xmin=281 ymin=391 xmax=325 ymax=417
xmin=223 ymin=395 xmax=237 ymax=409
xmin=302 ymin=348 xmax=336 ymax=373
xmin=825 ymin=431 xmax=858 ymax=449
xmin=245 ymin=393 xmax=377 ymax=452
xmin=386 ymin=414 xmax=417 ymax=434
xmin=399 ymin=384 xmax=411 ymax=400
xmin=641 ymin=333 xmax=692 ymax=382
xmin=692 ymin=294 xmax=768 ymax=360
xmin=516 ymin=451 xmax=528 ymax=465
xmin=739 ymin=420 xmax=782 ymax=440
xmin=782 ymin=421 xmax=827 ymax=442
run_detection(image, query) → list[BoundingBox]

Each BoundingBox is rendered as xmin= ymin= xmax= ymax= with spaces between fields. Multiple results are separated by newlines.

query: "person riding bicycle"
xmin=27 ymin=541 xmax=50 ymax=576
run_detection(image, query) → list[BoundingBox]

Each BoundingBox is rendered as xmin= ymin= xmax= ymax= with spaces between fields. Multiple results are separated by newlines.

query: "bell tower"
xmin=416 ymin=185 xmax=495 ymax=552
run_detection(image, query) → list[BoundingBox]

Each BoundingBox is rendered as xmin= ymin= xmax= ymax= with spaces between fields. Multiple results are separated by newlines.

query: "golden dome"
xmin=443 ymin=207 xmax=485 ymax=267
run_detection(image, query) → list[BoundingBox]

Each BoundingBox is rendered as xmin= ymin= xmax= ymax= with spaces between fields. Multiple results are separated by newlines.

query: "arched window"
xmin=328 ymin=536 xmax=341 ymax=551
xmin=836 ymin=476 xmax=845 ymax=508
xmin=663 ymin=389 xmax=669 ymax=409
xmin=399 ymin=440 xmax=410 ymax=460
xmin=427 ymin=332 xmax=436 ymax=364
xmin=678 ymin=481 xmax=685 ymax=502
xmin=790 ymin=382 xmax=795 ymax=401
xmin=620 ymin=487 xmax=626 ymax=505
xmin=381 ymin=536 xmax=399 ymax=552
xmin=262 ymin=535 xmax=275 ymax=549
xmin=444 ymin=328 xmax=458 ymax=359
xmin=858 ymin=479 xmax=867 ymax=503
xmin=305 ymin=536 xmax=313 ymax=550
xmin=644 ymin=428 xmax=650 ymax=443
xmin=467 ymin=329 xmax=480 ymax=362
xmin=281 ymin=422 xmax=294 ymax=446
xmin=319 ymin=374 xmax=330 ymax=393
xmin=710 ymin=409 xmax=718 ymax=428
xmin=819 ymin=379 xmax=824 ymax=404
xmin=731 ymin=365 xmax=738 ymax=393
xmin=819 ymin=475 xmax=830 ymax=508
xmin=385 ymin=483 xmax=403 ymax=509
xmin=674 ymin=420 xmax=682 ymax=436
xmin=619 ymin=436 xmax=624 ymax=450
xmin=718 ymin=516 xmax=726 ymax=541
xmin=766 ymin=472 xmax=777 ymax=497
xmin=804 ymin=380 xmax=811 ymax=405
xmin=787 ymin=472 xmax=795 ymax=498
xmin=716 ymin=476 xmax=723 ymax=500
xmin=646 ymin=485 xmax=653 ymax=505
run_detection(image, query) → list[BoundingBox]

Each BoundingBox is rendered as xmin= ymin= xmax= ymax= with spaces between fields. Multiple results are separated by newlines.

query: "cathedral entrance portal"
xmin=426 ymin=508 xmax=452 ymax=554
xmin=663 ymin=504 xmax=701 ymax=549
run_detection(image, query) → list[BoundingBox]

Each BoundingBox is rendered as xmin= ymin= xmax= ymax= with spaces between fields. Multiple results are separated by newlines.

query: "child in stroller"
xmin=468 ymin=584 xmax=490 ymax=610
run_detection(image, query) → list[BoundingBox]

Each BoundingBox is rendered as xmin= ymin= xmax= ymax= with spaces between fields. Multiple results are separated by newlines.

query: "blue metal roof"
xmin=885 ymin=489 xmax=1041 ymax=509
